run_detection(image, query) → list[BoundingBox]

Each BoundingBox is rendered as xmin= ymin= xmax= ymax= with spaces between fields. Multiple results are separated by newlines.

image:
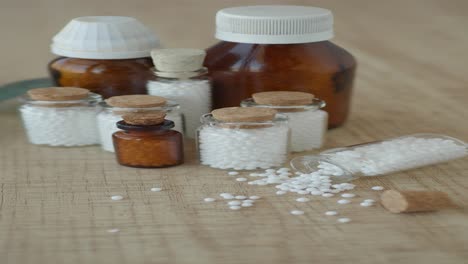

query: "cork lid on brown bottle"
xmin=252 ymin=91 xmax=314 ymax=106
xmin=28 ymin=87 xmax=90 ymax=101
xmin=212 ymin=107 xmax=277 ymax=123
xmin=105 ymin=95 xmax=167 ymax=108
xmin=122 ymin=111 xmax=166 ymax=126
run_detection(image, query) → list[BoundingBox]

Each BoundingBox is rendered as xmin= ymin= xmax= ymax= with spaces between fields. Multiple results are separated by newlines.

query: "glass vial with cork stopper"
xmin=204 ymin=6 xmax=356 ymax=128
xmin=112 ymin=112 xmax=184 ymax=168
xmin=48 ymin=16 xmax=160 ymax=99
xmin=241 ymin=91 xmax=327 ymax=152
xmin=197 ymin=107 xmax=290 ymax=170
xmin=19 ymin=87 xmax=101 ymax=147
xmin=147 ymin=48 xmax=211 ymax=138
xmin=97 ymin=95 xmax=184 ymax=152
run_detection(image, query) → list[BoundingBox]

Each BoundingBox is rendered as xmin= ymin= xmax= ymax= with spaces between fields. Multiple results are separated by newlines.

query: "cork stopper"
xmin=252 ymin=91 xmax=314 ymax=106
xmin=212 ymin=107 xmax=277 ymax=123
xmin=122 ymin=112 xmax=166 ymax=125
xmin=105 ymin=95 xmax=167 ymax=108
xmin=381 ymin=190 xmax=455 ymax=213
xmin=28 ymin=87 xmax=89 ymax=101
xmin=151 ymin=48 xmax=206 ymax=73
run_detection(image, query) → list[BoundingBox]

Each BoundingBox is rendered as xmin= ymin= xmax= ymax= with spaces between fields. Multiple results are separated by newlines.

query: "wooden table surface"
xmin=1 ymin=0 xmax=467 ymax=263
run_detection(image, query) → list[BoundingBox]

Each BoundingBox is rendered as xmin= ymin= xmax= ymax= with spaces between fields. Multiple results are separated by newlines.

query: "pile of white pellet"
xmin=284 ymin=109 xmax=328 ymax=152
xmin=324 ymin=136 xmax=467 ymax=176
xmin=20 ymin=105 xmax=99 ymax=146
xmin=97 ymin=110 xmax=184 ymax=152
xmin=147 ymin=79 xmax=211 ymax=138
xmin=198 ymin=125 xmax=289 ymax=170
xmin=204 ymin=193 xmax=260 ymax=210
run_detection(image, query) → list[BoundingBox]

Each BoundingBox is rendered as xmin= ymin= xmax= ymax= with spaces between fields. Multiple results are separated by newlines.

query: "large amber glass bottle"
xmin=204 ymin=6 xmax=357 ymax=128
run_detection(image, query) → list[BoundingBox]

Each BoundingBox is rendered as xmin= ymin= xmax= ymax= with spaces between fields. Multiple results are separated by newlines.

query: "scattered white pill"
xmin=204 ymin=197 xmax=216 ymax=202
xmin=220 ymin=193 xmax=232 ymax=197
xmin=337 ymin=218 xmax=351 ymax=223
xmin=325 ymin=211 xmax=338 ymax=216
xmin=341 ymin=193 xmax=356 ymax=198
xmin=337 ymin=199 xmax=350 ymax=204
xmin=228 ymin=201 xmax=241 ymax=206
xmin=322 ymin=193 xmax=334 ymax=198
xmin=360 ymin=202 xmax=374 ymax=207
xmin=241 ymin=203 xmax=253 ymax=207
xmin=235 ymin=195 xmax=247 ymax=200
xmin=290 ymin=210 xmax=305 ymax=215
xmin=228 ymin=171 xmax=239 ymax=176
xmin=363 ymin=199 xmax=376 ymax=203
xmin=107 ymin=228 xmax=120 ymax=233
xmin=297 ymin=190 xmax=308 ymax=195
xmin=296 ymin=197 xmax=310 ymax=202
xmin=229 ymin=205 xmax=241 ymax=210
xmin=243 ymin=199 xmax=254 ymax=203
xmin=111 ymin=195 xmax=124 ymax=201
xmin=236 ymin=177 xmax=247 ymax=182
xmin=150 ymin=187 xmax=162 ymax=192
xmin=371 ymin=186 xmax=385 ymax=191
xmin=276 ymin=190 xmax=286 ymax=195
xmin=221 ymin=194 xmax=234 ymax=199
xmin=249 ymin=196 xmax=260 ymax=200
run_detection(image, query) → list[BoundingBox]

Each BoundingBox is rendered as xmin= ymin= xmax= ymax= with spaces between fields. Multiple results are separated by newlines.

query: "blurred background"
xmin=1 ymin=0 xmax=467 ymax=85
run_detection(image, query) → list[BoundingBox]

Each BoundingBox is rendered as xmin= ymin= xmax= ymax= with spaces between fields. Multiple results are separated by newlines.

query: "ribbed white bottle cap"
xmin=215 ymin=5 xmax=333 ymax=44
xmin=51 ymin=16 xmax=160 ymax=59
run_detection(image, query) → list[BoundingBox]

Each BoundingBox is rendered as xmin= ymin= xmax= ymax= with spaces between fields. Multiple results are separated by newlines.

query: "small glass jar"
xmin=147 ymin=49 xmax=212 ymax=138
xmin=291 ymin=134 xmax=467 ymax=182
xmin=97 ymin=101 xmax=183 ymax=152
xmin=19 ymin=88 xmax=102 ymax=147
xmin=48 ymin=16 xmax=160 ymax=99
xmin=113 ymin=120 xmax=184 ymax=168
xmin=205 ymin=6 xmax=356 ymax=128
xmin=241 ymin=94 xmax=327 ymax=152
xmin=197 ymin=108 xmax=290 ymax=170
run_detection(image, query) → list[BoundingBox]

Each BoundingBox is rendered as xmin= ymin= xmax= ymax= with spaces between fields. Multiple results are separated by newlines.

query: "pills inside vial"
xmin=111 ymin=195 xmax=124 ymax=201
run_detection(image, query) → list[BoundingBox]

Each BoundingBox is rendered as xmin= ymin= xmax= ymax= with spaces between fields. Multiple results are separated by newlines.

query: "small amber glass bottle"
xmin=205 ymin=6 xmax=356 ymax=128
xmin=113 ymin=112 xmax=184 ymax=168
xmin=48 ymin=16 xmax=160 ymax=99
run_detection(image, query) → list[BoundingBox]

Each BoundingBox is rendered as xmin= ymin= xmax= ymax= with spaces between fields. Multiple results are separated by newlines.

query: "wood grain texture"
xmin=0 ymin=0 xmax=468 ymax=263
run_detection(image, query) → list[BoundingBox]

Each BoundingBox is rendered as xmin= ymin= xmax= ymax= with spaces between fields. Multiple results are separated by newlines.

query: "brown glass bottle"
xmin=48 ymin=57 xmax=154 ymax=99
xmin=204 ymin=41 xmax=356 ymax=128
xmin=113 ymin=120 xmax=184 ymax=168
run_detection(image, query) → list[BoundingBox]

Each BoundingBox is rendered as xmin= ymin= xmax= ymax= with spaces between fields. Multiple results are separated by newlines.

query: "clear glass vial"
xmin=113 ymin=119 xmax=184 ymax=168
xmin=147 ymin=48 xmax=212 ymax=138
xmin=97 ymin=95 xmax=183 ymax=152
xmin=197 ymin=107 xmax=290 ymax=170
xmin=291 ymin=134 xmax=467 ymax=182
xmin=205 ymin=6 xmax=356 ymax=128
xmin=19 ymin=87 xmax=101 ymax=147
xmin=241 ymin=91 xmax=327 ymax=152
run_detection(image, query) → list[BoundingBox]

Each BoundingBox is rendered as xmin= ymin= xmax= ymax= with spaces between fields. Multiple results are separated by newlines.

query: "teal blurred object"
xmin=0 ymin=78 xmax=52 ymax=101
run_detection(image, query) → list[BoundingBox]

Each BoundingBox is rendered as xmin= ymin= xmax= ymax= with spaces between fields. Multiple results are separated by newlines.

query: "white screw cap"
xmin=215 ymin=5 xmax=334 ymax=44
xmin=51 ymin=16 xmax=160 ymax=59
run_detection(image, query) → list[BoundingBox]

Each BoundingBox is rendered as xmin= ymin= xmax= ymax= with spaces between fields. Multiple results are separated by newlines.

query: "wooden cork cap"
xmin=122 ymin=112 xmax=166 ymax=125
xmin=381 ymin=190 xmax=454 ymax=213
xmin=211 ymin=107 xmax=277 ymax=123
xmin=252 ymin=91 xmax=314 ymax=106
xmin=28 ymin=87 xmax=89 ymax=101
xmin=105 ymin=95 xmax=167 ymax=108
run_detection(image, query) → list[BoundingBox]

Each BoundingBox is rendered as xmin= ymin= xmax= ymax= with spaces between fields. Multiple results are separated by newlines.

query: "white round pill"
xmin=204 ymin=197 xmax=216 ymax=202
xmin=150 ymin=187 xmax=162 ymax=192
xmin=337 ymin=199 xmax=350 ymax=204
xmin=236 ymin=177 xmax=247 ymax=182
xmin=276 ymin=190 xmax=286 ymax=195
xmin=228 ymin=171 xmax=239 ymax=176
xmin=363 ymin=199 xmax=376 ymax=203
xmin=341 ymin=193 xmax=356 ymax=198
xmin=107 ymin=228 xmax=120 ymax=233
xmin=243 ymin=199 xmax=254 ymax=203
xmin=229 ymin=205 xmax=241 ymax=210
xmin=241 ymin=203 xmax=253 ymax=207
xmin=249 ymin=196 xmax=260 ymax=200
xmin=235 ymin=195 xmax=247 ymax=200
xmin=111 ymin=195 xmax=124 ymax=201
xmin=290 ymin=210 xmax=304 ymax=215
xmin=337 ymin=218 xmax=351 ymax=223
xmin=325 ymin=211 xmax=338 ymax=216
xmin=371 ymin=186 xmax=384 ymax=191
xmin=296 ymin=197 xmax=310 ymax=202
xmin=360 ymin=202 xmax=374 ymax=207
xmin=228 ymin=201 xmax=241 ymax=206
